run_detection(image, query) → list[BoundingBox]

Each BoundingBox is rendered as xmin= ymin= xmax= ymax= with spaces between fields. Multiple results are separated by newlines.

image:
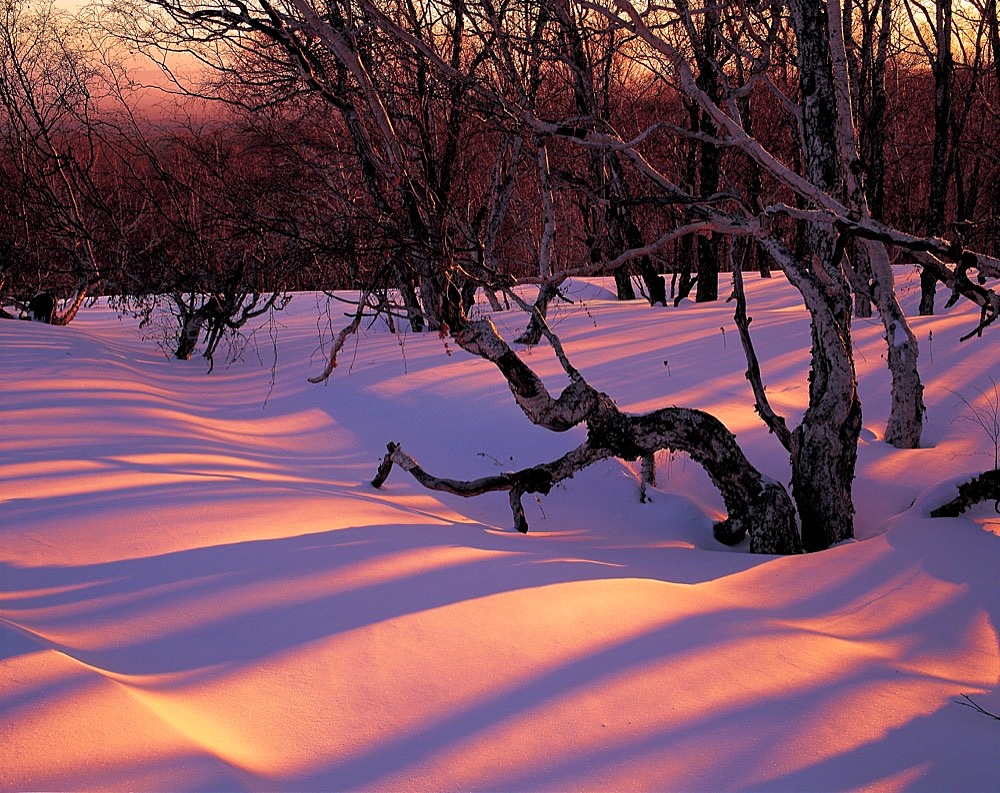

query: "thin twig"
xmin=955 ymin=694 xmax=1000 ymax=720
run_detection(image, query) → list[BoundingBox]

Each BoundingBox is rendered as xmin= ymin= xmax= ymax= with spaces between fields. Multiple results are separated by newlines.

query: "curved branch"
xmin=372 ymin=440 xmax=608 ymax=533
xmin=452 ymin=316 xmax=601 ymax=431
xmin=308 ymin=288 xmax=375 ymax=384
xmin=373 ymin=399 xmax=803 ymax=555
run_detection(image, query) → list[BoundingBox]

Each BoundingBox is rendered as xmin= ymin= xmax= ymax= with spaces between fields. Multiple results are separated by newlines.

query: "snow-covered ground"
xmin=1 ymin=268 xmax=998 ymax=792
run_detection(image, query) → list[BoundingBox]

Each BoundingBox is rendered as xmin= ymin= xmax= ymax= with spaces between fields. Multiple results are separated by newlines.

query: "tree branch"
xmin=371 ymin=440 xmax=607 ymax=533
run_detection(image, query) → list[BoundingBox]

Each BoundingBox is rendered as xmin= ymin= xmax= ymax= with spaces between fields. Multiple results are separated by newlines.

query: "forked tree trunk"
xmin=50 ymin=287 xmax=88 ymax=326
xmin=785 ymin=0 xmax=863 ymax=549
xmin=514 ymin=282 xmax=559 ymax=345
xmin=761 ymin=235 xmax=860 ymax=551
xmin=175 ymin=296 xmax=222 ymax=360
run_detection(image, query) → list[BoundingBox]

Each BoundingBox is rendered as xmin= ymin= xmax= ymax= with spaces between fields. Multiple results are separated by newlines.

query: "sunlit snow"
xmin=2 ymin=268 xmax=998 ymax=791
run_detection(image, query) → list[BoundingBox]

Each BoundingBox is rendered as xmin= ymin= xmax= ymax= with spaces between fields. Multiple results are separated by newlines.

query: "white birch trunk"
xmin=536 ymin=141 xmax=555 ymax=280
xmin=828 ymin=1 xmax=925 ymax=449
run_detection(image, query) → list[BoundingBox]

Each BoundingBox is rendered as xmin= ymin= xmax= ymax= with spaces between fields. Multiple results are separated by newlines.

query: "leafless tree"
xmin=0 ymin=0 xmax=109 ymax=323
xmin=105 ymin=0 xmax=1000 ymax=553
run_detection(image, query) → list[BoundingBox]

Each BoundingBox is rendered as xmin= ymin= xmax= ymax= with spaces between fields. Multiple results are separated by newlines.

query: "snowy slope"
xmin=1 ymin=268 xmax=998 ymax=792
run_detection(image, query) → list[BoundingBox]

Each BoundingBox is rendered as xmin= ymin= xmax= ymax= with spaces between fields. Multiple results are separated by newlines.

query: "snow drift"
xmin=1 ymin=269 xmax=998 ymax=791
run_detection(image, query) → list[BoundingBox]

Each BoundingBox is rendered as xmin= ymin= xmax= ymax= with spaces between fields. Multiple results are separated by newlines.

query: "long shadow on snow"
xmin=282 ymin=517 xmax=1000 ymax=791
xmin=0 ymin=512 xmax=757 ymax=678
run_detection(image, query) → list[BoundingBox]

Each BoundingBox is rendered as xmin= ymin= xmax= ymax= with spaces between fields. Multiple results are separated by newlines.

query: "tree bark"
xmin=374 ymin=404 xmax=801 ymax=554
xmin=930 ymin=470 xmax=1000 ymax=517
xmin=828 ymin=2 xmax=925 ymax=448
xmin=760 ymin=234 xmax=860 ymax=551
xmin=514 ymin=282 xmax=560 ymax=346
xmin=785 ymin=0 xmax=863 ymax=549
xmin=441 ymin=308 xmax=801 ymax=553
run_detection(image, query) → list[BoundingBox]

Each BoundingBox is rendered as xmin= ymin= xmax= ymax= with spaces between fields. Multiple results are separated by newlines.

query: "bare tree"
xmin=902 ymin=0 xmax=955 ymax=314
xmin=104 ymin=110 xmax=311 ymax=366
xmin=0 ymin=0 xmax=108 ymax=323
xmin=113 ymin=0 xmax=1000 ymax=553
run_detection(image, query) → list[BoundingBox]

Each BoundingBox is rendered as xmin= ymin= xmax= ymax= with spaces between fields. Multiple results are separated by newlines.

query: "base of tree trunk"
xmin=930 ymin=470 xmax=1000 ymax=517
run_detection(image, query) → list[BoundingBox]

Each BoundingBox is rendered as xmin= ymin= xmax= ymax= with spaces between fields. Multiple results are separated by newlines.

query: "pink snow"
xmin=1 ymin=268 xmax=998 ymax=791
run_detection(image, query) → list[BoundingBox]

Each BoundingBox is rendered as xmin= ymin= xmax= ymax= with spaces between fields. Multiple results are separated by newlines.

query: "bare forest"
xmin=3 ymin=0 xmax=1000 ymax=554
xmin=4 ymin=5 xmax=1000 ymax=788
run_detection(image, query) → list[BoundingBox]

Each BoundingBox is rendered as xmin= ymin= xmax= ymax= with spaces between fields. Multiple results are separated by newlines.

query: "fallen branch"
xmin=372 ymin=400 xmax=803 ymax=554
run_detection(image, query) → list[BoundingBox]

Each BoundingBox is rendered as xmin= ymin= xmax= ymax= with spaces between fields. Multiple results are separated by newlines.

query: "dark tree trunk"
xmin=397 ymin=268 xmax=424 ymax=333
xmin=919 ymin=267 xmax=938 ymax=316
xmin=695 ymin=235 xmax=719 ymax=302
xmin=920 ymin=0 xmax=954 ymax=315
xmin=613 ymin=269 xmax=636 ymax=301
xmin=674 ymin=97 xmax=700 ymax=305
xmin=175 ymin=297 xmax=221 ymax=360
xmin=735 ymin=93 xmax=771 ymax=279
xmin=673 ymin=234 xmax=697 ymax=305
xmin=694 ymin=8 xmax=721 ymax=303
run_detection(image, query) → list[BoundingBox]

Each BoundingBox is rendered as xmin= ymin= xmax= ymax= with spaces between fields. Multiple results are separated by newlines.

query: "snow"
xmin=1 ymin=267 xmax=998 ymax=792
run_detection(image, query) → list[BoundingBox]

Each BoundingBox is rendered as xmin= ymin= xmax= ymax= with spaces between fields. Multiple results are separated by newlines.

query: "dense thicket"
xmin=2 ymin=1 xmax=997 ymax=316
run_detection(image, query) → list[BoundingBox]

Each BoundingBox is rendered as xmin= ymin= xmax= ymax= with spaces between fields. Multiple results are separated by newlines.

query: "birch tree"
xmin=124 ymin=0 xmax=1000 ymax=553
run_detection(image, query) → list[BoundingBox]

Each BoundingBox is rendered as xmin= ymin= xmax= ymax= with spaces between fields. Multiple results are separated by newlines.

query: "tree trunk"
xmin=786 ymin=0 xmax=863 ymax=548
xmin=694 ymin=7 xmax=721 ymax=303
xmin=789 ymin=249 xmax=861 ymax=552
xmin=674 ymin=98 xmax=700 ymax=305
xmin=175 ymin=305 xmax=209 ymax=360
xmin=605 ymin=155 xmax=667 ymax=305
xmin=385 ymin=310 xmax=801 ymax=554
xmin=673 ymin=234 xmax=697 ymax=305
xmin=865 ymin=240 xmax=925 ymax=447
xmin=50 ymin=288 xmax=87 ymax=326
xmin=613 ymin=268 xmax=636 ymax=301
xmin=695 ymin=235 xmax=719 ymax=303
xmin=396 ymin=264 xmax=424 ymax=333
xmin=515 ymin=282 xmax=559 ymax=345
xmin=919 ymin=267 xmax=938 ymax=316
xmin=829 ymin=1 xmax=925 ymax=447
xmin=920 ymin=0 xmax=955 ymax=315
xmin=761 ymin=234 xmax=860 ymax=551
